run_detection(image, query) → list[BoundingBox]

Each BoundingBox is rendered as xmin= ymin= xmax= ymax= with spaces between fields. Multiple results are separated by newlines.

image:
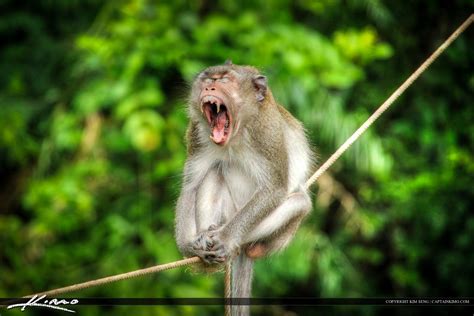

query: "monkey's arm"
xmin=242 ymin=186 xmax=311 ymax=243
xmin=203 ymin=185 xmax=311 ymax=262
xmin=205 ymin=186 xmax=287 ymax=257
xmin=175 ymin=187 xmax=198 ymax=257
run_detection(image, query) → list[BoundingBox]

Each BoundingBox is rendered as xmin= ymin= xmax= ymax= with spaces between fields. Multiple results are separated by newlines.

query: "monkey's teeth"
xmin=216 ymin=104 xmax=221 ymax=113
xmin=225 ymin=119 xmax=229 ymax=128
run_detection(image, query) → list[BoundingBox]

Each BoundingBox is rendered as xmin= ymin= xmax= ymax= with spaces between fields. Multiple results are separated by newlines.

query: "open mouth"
xmin=201 ymin=95 xmax=231 ymax=145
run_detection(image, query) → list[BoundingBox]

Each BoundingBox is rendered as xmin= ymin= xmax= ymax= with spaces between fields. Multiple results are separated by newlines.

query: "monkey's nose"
xmin=205 ymin=87 xmax=216 ymax=91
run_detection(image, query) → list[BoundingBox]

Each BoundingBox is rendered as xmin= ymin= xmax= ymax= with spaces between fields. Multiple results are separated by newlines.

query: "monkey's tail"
xmin=231 ymin=253 xmax=254 ymax=316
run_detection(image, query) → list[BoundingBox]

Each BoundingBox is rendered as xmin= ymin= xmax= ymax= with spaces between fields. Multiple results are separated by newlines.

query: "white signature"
xmin=7 ymin=294 xmax=78 ymax=313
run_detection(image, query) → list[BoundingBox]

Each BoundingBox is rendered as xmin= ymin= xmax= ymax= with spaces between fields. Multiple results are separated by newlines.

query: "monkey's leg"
xmin=242 ymin=187 xmax=311 ymax=246
xmin=245 ymin=215 xmax=304 ymax=258
xmin=195 ymin=170 xmax=234 ymax=232
xmin=191 ymin=170 xmax=237 ymax=264
xmin=175 ymin=187 xmax=199 ymax=257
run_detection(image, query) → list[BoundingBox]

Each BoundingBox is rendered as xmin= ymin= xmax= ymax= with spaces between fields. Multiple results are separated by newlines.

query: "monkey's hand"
xmin=191 ymin=225 xmax=239 ymax=264
xmin=190 ymin=226 xmax=229 ymax=264
xmin=206 ymin=228 xmax=240 ymax=262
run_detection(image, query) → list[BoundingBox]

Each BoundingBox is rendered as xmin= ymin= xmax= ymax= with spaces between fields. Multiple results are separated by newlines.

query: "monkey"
xmin=175 ymin=61 xmax=314 ymax=315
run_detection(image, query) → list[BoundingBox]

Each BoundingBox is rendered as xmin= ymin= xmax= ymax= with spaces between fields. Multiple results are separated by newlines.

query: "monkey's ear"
xmin=253 ymin=75 xmax=267 ymax=102
xmin=225 ymin=59 xmax=233 ymax=65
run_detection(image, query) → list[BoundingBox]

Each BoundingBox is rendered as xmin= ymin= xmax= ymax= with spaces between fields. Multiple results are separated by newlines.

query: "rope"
xmin=21 ymin=14 xmax=472 ymax=303
xmin=304 ymin=14 xmax=473 ymax=190
xmin=23 ymin=257 xmax=200 ymax=298
xmin=224 ymin=261 xmax=232 ymax=316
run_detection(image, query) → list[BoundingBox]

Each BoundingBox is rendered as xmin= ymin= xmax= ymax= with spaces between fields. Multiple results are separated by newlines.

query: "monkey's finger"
xmin=205 ymin=254 xmax=226 ymax=264
xmin=213 ymin=257 xmax=226 ymax=263
xmin=210 ymin=243 xmax=225 ymax=251
xmin=193 ymin=236 xmax=202 ymax=245
xmin=193 ymin=241 xmax=207 ymax=251
xmin=205 ymin=240 xmax=214 ymax=250
xmin=208 ymin=224 xmax=218 ymax=231
xmin=203 ymin=252 xmax=225 ymax=264
xmin=204 ymin=255 xmax=216 ymax=261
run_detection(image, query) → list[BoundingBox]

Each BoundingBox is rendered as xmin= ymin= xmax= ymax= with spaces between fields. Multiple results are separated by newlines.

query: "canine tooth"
xmin=216 ymin=103 xmax=221 ymax=113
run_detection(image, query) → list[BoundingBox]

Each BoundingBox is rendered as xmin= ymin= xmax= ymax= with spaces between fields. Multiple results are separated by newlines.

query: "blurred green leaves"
xmin=334 ymin=27 xmax=393 ymax=65
xmin=0 ymin=104 xmax=38 ymax=164
xmin=0 ymin=1 xmax=472 ymax=314
xmin=123 ymin=110 xmax=165 ymax=152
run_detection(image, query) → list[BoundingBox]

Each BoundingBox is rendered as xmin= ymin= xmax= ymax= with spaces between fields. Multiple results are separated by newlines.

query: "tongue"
xmin=211 ymin=111 xmax=227 ymax=143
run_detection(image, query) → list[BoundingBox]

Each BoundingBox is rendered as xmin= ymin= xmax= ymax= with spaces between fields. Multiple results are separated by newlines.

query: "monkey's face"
xmin=198 ymin=71 xmax=237 ymax=145
xmin=191 ymin=64 xmax=268 ymax=146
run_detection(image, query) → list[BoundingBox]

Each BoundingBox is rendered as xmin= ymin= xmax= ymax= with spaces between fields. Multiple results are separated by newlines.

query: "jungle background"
xmin=0 ymin=1 xmax=473 ymax=315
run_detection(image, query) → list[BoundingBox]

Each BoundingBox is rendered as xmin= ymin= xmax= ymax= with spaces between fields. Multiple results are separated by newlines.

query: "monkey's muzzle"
xmin=201 ymin=95 xmax=231 ymax=145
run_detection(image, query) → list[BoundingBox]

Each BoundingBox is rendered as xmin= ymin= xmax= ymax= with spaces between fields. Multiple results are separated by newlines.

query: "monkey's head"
xmin=189 ymin=61 xmax=270 ymax=146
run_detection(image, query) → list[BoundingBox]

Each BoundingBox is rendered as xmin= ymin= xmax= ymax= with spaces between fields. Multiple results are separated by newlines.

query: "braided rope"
xmin=24 ymin=257 xmax=201 ymax=298
xmin=224 ymin=261 xmax=232 ymax=316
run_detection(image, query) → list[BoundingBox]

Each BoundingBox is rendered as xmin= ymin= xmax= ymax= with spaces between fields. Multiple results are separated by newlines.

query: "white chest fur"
xmin=188 ymin=141 xmax=264 ymax=228
xmin=222 ymin=164 xmax=257 ymax=211
xmin=192 ymin=161 xmax=257 ymax=230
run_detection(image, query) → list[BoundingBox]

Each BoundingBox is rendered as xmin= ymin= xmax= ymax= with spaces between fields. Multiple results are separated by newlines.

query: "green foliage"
xmin=0 ymin=0 xmax=472 ymax=315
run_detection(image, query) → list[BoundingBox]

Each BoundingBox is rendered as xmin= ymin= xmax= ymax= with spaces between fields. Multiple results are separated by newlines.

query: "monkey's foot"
xmin=245 ymin=243 xmax=267 ymax=259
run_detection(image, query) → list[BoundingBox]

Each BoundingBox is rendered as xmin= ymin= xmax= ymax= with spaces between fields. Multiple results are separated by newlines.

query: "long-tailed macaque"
xmin=175 ymin=61 xmax=313 ymax=315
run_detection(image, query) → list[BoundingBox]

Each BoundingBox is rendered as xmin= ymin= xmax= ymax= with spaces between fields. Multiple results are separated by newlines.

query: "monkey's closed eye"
xmin=217 ymin=77 xmax=230 ymax=83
